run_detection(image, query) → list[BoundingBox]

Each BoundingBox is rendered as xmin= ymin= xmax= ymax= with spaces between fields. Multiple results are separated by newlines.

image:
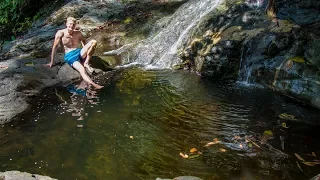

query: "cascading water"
xmin=237 ymin=46 xmax=253 ymax=86
xmin=132 ymin=0 xmax=222 ymax=69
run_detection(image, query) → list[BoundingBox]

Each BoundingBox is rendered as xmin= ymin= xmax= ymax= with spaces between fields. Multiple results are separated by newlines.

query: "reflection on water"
xmin=1 ymin=68 xmax=320 ymax=180
xmin=65 ymin=81 xmax=99 ymax=122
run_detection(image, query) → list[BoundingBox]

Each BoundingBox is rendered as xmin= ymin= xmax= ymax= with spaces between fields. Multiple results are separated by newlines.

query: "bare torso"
xmin=58 ymin=29 xmax=84 ymax=54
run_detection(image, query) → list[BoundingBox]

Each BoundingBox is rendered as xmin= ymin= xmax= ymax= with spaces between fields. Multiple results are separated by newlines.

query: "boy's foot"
xmin=94 ymin=85 xmax=104 ymax=89
xmin=93 ymin=84 xmax=104 ymax=89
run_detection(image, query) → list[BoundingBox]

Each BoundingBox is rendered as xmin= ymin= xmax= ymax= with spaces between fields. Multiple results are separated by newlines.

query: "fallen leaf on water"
xmin=190 ymin=148 xmax=197 ymax=153
xmin=245 ymin=138 xmax=261 ymax=148
xmin=281 ymin=122 xmax=289 ymax=128
xmin=234 ymin=135 xmax=241 ymax=140
xmin=294 ymin=153 xmax=305 ymax=162
xmin=261 ymin=133 xmax=273 ymax=145
xmin=188 ymin=154 xmax=200 ymax=159
xmin=301 ymin=161 xmax=320 ymax=166
xmin=289 ymin=56 xmax=305 ymax=63
xmin=204 ymin=138 xmax=221 ymax=147
xmin=129 ymin=136 xmax=133 ymax=139
xmin=279 ymin=113 xmax=298 ymax=121
xmin=25 ymin=62 xmax=34 ymax=66
xmin=239 ymin=144 xmax=243 ymax=149
xmin=264 ymin=130 xmax=273 ymax=136
xmin=219 ymin=148 xmax=227 ymax=152
xmin=179 ymin=152 xmax=188 ymax=159
xmin=312 ymin=152 xmax=317 ymax=157
xmin=204 ymin=142 xmax=216 ymax=147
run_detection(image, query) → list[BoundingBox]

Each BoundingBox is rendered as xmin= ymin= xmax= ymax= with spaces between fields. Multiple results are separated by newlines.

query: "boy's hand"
xmin=44 ymin=62 xmax=53 ymax=68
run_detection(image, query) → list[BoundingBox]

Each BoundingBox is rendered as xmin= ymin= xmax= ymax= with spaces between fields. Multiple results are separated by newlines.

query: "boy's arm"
xmin=79 ymin=32 xmax=86 ymax=47
xmin=45 ymin=31 xmax=63 ymax=67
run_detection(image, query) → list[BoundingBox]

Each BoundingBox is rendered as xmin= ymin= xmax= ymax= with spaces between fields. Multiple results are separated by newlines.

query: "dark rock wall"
xmin=181 ymin=0 xmax=320 ymax=109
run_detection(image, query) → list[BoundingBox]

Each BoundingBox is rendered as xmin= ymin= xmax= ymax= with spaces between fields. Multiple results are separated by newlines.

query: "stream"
xmin=1 ymin=68 xmax=320 ymax=180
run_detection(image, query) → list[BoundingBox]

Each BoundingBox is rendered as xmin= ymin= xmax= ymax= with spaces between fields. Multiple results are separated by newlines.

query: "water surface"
xmin=1 ymin=68 xmax=320 ymax=180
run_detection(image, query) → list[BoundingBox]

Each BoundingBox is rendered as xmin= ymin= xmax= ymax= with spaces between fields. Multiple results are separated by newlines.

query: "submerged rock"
xmin=0 ymin=171 xmax=56 ymax=180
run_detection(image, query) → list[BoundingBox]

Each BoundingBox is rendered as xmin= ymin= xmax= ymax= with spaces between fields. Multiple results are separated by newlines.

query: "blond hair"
xmin=66 ymin=17 xmax=76 ymax=23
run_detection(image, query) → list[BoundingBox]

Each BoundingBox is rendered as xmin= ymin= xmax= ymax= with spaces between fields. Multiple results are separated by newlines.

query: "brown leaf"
xmin=301 ymin=161 xmax=320 ymax=166
xmin=294 ymin=153 xmax=305 ymax=162
xmin=190 ymin=148 xmax=197 ymax=153
xmin=204 ymin=142 xmax=215 ymax=147
xmin=204 ymin=138 xmax=221 ymax=147
xmin=219 ymin=148 xmax=227 ymax=152
xmin=204 ymin=141 xmax=220 ymax=147
xmin=179 ymin=152 xmax=188 ymax=159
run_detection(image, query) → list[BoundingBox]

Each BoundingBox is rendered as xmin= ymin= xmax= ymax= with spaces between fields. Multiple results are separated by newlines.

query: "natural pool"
xmin=1 ymin=68 xmax=320 ymax=180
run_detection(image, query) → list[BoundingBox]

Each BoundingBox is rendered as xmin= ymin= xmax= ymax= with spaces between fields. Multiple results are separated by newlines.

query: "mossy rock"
xmin=30 ymin=50 xmax=48 ymax=58
xmin=97 ymin=56 xmax=119 ymax=67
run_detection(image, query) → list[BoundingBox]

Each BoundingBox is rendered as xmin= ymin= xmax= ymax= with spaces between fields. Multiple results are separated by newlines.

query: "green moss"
xmin=99 ymin=56 xmax=118 ymax=66
xmin=117 ymin=68 xmax=154 ymax=94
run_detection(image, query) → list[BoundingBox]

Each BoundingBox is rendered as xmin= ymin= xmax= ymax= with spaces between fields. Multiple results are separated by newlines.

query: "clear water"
xmin=1 ymin=68 xmax=320 ymax=180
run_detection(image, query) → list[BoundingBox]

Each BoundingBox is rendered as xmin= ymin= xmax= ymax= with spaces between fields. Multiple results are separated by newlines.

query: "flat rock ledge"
xmin=0 ymin=171 xmax=56 ymax=180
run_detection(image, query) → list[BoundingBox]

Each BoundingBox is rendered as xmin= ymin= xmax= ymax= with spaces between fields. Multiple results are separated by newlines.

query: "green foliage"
xmin=12 ymin=17 xmax=32 ymax=35
xmin=0 ymin=0 xmax=64 ymax=39
xmin=0 ymin=0 xmax=24 ymax=25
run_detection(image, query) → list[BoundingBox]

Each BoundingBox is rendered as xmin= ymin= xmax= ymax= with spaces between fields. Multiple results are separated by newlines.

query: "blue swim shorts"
xmin=64 ymin=48 xmax=83 ymax=66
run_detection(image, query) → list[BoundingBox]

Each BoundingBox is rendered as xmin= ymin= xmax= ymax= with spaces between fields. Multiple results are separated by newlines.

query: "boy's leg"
xmin=72 ymin=61 xmax=103 ymax=89
xmin=80 ymin=40 xmax=97 ymax=72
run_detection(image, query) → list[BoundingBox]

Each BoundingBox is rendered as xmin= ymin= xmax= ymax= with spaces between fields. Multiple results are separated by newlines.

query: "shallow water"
xmin=1 ymin=68 xmax=320 ymax=180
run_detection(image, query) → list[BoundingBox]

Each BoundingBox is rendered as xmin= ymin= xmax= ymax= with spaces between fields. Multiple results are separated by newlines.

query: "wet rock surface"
xmin=181 ymin=0 xmax=320 ymax=109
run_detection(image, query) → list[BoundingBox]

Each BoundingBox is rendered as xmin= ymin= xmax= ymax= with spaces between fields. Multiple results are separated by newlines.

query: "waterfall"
xmin=237 ymin=46 xmax=253 ymax=86
xmin=132 ymin=0 xmax=222 ymax=69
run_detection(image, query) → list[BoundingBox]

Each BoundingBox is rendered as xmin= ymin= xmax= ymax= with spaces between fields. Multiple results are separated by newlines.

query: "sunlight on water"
xmin=1 ymin=68 xmax=320 ymax=180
